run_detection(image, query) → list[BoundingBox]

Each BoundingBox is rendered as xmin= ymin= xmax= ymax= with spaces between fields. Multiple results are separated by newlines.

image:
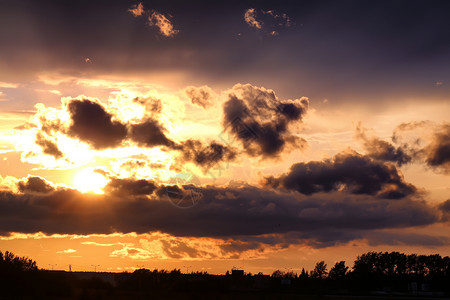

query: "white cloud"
xmin=57 ymin=248 xmax=77 ymax=254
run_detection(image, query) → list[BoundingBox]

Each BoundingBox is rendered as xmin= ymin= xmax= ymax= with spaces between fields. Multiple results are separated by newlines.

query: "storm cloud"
xmin=223 ymin=84 xmax=308 ymax=157
xmin=264 ymin=151 xmax=416 ymax=199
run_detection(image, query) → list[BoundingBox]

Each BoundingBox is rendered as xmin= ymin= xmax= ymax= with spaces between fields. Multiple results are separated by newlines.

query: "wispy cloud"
xmin=244 ymin=8 xmax=262 ymax=29
xmin=0 ymin=82 xmax=19 ymax=88
xmin=57 ymin=248 xmax=77 ymax=254
xmin=128 ymin=2 xmax=145 ymax=17
xmin=148 ymin=11 xmax=179 ymax=37
xmin=128 ymin=3 xmax=179 ymax=37
xmin=244 ymin=8 xmax=292 ymax=36
xmin=0 ymin=92 xmax=7 ymax=102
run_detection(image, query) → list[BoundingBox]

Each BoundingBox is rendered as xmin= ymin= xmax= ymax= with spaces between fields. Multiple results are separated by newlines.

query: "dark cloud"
xmin=180 ymin=139 xmax=237 ymax=170
xmin=425 ymin=123 xmax=450 ymax=172
xmin=17 ymin=176 xmax=55 ymax=194
xmin=365 ymin=231 xmax=450 ymax=247
xmin=223 ymin=84 xmax=308 ymax=157
xmin=184 ymin=86 xmax=213 ymax=109
xmin=35 ymin=133 xmax=63 ymax=159
xmin=264 ymin=151 xmax=416 ymax=199
xmin=393 ymin=122 xmax=450 ymax=173
xmin=67 ymin=99 xmax=127 ymax=149
xmin=439 ymin=199 xmax=450 ymax=221
xmin=356 ymin=125 xmax=412 ymax=166
xmin=128 ymin=119 xmax=176 ymax=148
xmin=103 ymin=177 xmax=157 ymax=196
xmin=0 ymin=180 xmax=440 ymax=248
xmin=439 ymin=199 xmax=450 ymax=212
xmin=30 ymin=97 xmax=240 ymax=169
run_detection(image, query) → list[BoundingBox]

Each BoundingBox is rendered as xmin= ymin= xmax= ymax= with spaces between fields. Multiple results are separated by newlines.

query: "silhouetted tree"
xmin=271 ymin=270 xmax=284 ymax=278
xmin=310 ymin=261 xmax=327 ymax=279
xmin=0 ymin=250 xmax=37 ymax=271
xmin=328 ymin=261 xmax=348 ymax=279
xmin=299 ymin=268 xmax=309 ymax=279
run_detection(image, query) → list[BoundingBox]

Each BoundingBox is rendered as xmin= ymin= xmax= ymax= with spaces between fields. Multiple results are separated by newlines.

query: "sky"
xmin=0 ymin=0 xmax=450 ymax=274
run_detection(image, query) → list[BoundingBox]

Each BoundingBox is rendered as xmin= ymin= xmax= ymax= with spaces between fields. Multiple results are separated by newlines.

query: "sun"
xmin=72 ymin=167 xmax=109 ymax=194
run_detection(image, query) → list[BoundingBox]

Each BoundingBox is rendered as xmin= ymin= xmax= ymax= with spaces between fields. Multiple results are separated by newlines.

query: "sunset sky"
xmin=1 ymin=0 xmax=450 ymax=274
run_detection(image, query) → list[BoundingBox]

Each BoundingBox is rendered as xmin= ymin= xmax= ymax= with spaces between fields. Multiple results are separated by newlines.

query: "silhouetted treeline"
xmin=270 ymin=251 xmax=450 ymax=296
xmin=2 ymin=250 xmax=450 ymax=299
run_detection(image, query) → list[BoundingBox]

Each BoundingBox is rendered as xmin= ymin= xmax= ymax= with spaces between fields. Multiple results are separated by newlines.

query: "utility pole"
xmin=48 ymin=264 xmax=57 ymax=271
xmin=183 ymin=265 xmax=192 ymax=274
xmin=91 ymin=264 xmax=100 ymax=272
xmin=69 ymin=264 xmax=72 ymax=272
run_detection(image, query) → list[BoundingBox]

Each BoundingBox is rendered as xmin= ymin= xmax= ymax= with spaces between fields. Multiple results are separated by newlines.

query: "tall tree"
xmin=329 ymin=261 xmax=348 ymax=279
xmin=310 ymin=261 xmax=328 ymax=279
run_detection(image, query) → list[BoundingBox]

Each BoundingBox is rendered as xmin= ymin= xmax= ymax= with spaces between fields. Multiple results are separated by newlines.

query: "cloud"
xmin=0 ymin=91 xmax=6 ymax=101
xmin=365 ymin=231 xmax=450 ymax=247
xmin=393 ymin=121 xmax=450 ymax=173
xmin=356 ymin=124 xmax=412 ymax=166
xmin=103 ymin=177 xmax=157 ymax=196
xmin=424 ymin=123 xmax=450 ymax=172
xmin=128 ymin=3 xmax=178 ymax=37
xmin=0 ymin=81 xmax=19 ymax=88
xmin=244 ymin=8 xmax=262 ymax=29
xmin=148 ymin=11 xmax=179 ymax=37
xmin=17 ymin=176 xmax=56 ymax=194
xmin=35 ymin=133 xmax=64 ymax=159
xmin=223 ymin=84 xmax=308 ymax=157
xmin=25 ymin=96 xmax=237 ymax=170
xmin=439 ymin=199 xmax=450 ymax=221
xmin=264 ymin=150 xmax=416 ymax=199
xmin=57 ymin=248 xmax=76 ymax=254
xmin=183 ymin=85 xmax=214 ymax=109
xmin=128 ymin=119 xmax=176 ymax=149
xmin=0 ymin=178 xmax=440 ymax=248
xmin=67 ymin=99 xmax=128 ymax=149
xmin=244 ymin=8 xmax=292 ymax=35
xmin=179 ymin=139 xmax=237 ymax=170
xmin=128 ymin=2 xmax=145 ymax=17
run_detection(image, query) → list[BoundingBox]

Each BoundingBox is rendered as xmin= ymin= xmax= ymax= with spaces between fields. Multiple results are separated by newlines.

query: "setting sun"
xmin=72 ymin=168 xmax=109 ymax=194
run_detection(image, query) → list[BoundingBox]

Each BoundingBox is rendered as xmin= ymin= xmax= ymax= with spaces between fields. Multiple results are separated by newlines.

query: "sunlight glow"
xmin=72 ymin=168 xmax=109 ymax=194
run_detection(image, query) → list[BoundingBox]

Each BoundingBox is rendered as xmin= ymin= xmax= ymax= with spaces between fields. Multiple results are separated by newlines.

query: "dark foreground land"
xmin=2 ymin=250 xmax=450 ymax=299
